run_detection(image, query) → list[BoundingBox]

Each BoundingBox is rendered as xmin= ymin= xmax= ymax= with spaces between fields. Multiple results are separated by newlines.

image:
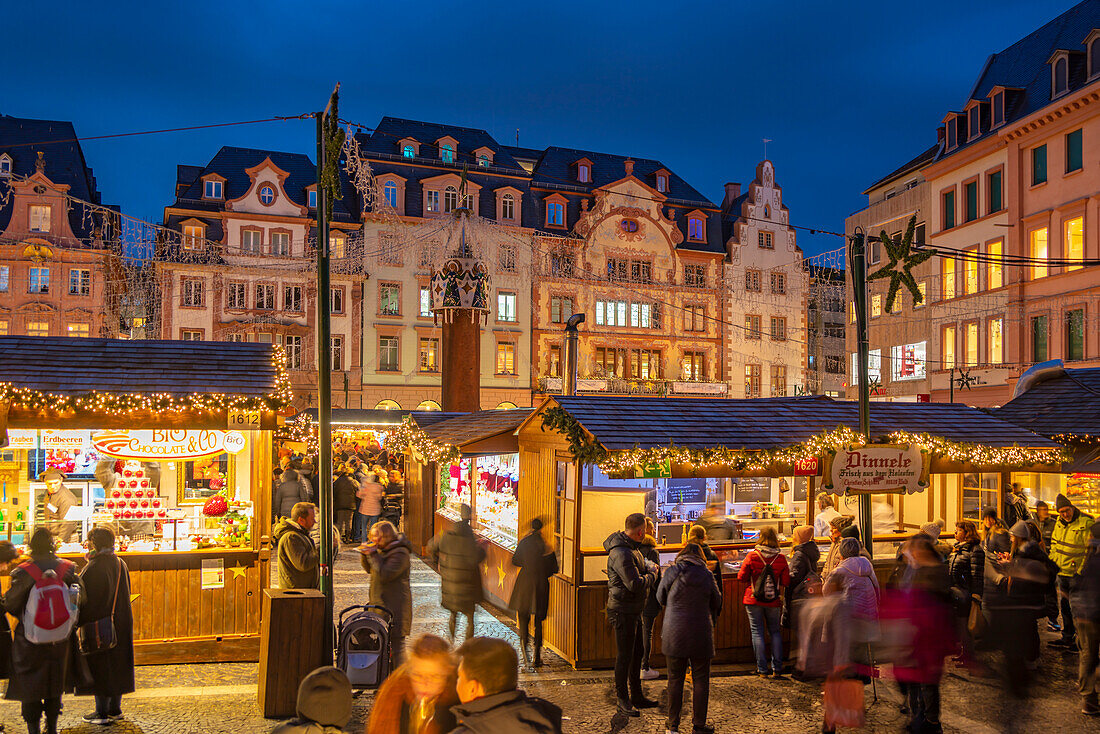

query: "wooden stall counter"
xmin=58 ymin=547 xmax=268 ymax=665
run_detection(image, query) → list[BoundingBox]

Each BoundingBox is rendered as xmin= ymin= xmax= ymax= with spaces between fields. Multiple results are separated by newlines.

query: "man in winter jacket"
xmin=274 ymin=502 xmax=319 ymax=589
xmin=275 ymin=469 xmax=309 ymax=521
xmin=332 ymin=465 xmax=360 ymax=543
xmin=604 ymin=513 xmax=659 ymax=716
xmin=1004 ymin=482 xmax=1032 ymax=528
xmin=1071 ymin=521 xmax=1100 ymax=716
xmin=427 ymin=504 xmax=486 ymax=643
xmin=451 ymin=637 xmax=563 ymax=733
xmin=1051 ymin=494 xmax=1095 ymax=649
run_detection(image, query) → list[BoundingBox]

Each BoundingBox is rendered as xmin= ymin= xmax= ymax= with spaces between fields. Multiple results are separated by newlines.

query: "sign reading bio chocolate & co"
xmin=92 ymin=430 xmax=247 ymax=461
xmin=824 ymin=443 xmax=931 ymax=496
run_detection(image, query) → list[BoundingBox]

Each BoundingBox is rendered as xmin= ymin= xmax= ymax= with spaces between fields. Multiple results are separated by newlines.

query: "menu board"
xmin=734 ymin=477 xmax=770 ymax=503
xmin=665 ymin=478 xmax=708 ymax=505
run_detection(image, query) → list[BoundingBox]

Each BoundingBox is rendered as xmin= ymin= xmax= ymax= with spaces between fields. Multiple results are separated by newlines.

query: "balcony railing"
xmin=538 ymin=375 xmax=729 ymax=396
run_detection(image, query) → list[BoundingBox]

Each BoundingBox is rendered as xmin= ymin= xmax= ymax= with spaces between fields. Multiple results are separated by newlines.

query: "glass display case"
xmin=438 ymin=458 xmax=472 ymax=521
xmin=474 ymin=453 xmax=519 ymax=550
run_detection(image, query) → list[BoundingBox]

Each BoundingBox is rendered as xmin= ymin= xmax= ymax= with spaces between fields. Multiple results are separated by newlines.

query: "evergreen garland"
xmin=320 ymin=89 xmax=345 ymax=222
xmin=867 ymin=215 xmax=936 ymax=313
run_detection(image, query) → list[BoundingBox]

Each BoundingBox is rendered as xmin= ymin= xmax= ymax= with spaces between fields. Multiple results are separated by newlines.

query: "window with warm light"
xmin=548 ymin=345 xmax=561 ymax=377
xmin=916 ymin=281 xmax=927 ymax=307
xmin=67 ymin=323 xmax=89 ymax=338
xmin=942 ymin=326 xmax=956 ymax=370
xmin=964 ymin=322 xmax=979 ymax=366
xmin=0 ymin=320 xmax=8 ymax=336
xmin=496 ymin=342 xmax=516 ymax=374
xmin=989 ymin=318 xmax=1003 ymax=364
xmin=744 ymin=364 xmax=761 ymax=398
xmin=329 ymin=232 xmax=346 ymax=259
xmin=746 ymin=314 xmax=762 ymax=339
xmin=770 ymin=365 xmax=787 ymax=397
xmin=964 ymin=250 xmax=978 ymax=295
xmin=987 ymin=242 xmax=1003 ymax=288
xmin=1065 ymin=217 xmax=1084 ymax=271
xmin=630 ymin=349 xmax=661 ymax=379
xmin=682 ymin=351 xmax=705 ymax=381
xmin=27 ymin=321 xmax=49 ymax=337
xmin=941 ymin=258 xmax=956 ymax=299
xmin=871 ymin=294 xmax=882 ymax=318
xmin=29 ymin=205 xmax=50 ymax=233
xmin=419 ymin=286 xmax=432 ymax=317
xmin=183 ymin=224 xmax=204 ymax=250
xmin=419 ymin=338 xmax=439 ymax=372
xmin=1030 ymin=228 xmax=1048 ymax=280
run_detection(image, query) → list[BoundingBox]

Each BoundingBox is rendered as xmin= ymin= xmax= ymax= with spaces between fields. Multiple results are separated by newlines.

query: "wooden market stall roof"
xmin=296 ymin=408 xmax=424 ymax=426
xmin=413 ymin=409 xmax=533 ymax=454
xmin=540 ymin=395 xmax=1061 ymax=451
xmin=992 ymin=364 xmax=1100 ymax=440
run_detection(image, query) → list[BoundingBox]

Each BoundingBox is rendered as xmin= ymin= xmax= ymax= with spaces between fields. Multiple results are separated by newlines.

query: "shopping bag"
xmin=967 ymin=600 xmax=987 ymax=639
xmin=824 ymin=675 xmax=865 ymax=729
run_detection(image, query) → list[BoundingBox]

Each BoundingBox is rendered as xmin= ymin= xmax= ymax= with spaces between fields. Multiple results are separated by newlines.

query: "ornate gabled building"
xmin=158 ymin=146 xmax=363 ymax=409
xmin=0 ymin=115 xmax=120 ymax=340
xmin=720 ymin=161 xmax=808 ymax=398
xmin=521 ymin=146 xmax=730 ymax=396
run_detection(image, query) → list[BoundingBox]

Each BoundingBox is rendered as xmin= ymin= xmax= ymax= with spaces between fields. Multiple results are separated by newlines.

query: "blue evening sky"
xmin=1 ymin=0 xmax=1070 ymax=257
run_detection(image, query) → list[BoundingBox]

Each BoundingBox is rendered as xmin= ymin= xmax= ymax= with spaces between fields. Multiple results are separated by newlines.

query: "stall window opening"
xmin=554 ymin=460 xmax=576 ymax=580
xmin=961 ymin=473 xmax=1000 ymax=520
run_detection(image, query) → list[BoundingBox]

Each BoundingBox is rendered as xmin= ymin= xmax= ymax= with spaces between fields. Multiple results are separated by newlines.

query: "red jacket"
xmin=737 ymin=548 xmax=791 ymax=607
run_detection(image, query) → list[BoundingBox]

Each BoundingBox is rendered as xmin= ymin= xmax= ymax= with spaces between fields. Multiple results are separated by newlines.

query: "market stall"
xmin=394 ymin=409 xmax=532 ymax=608
xmin=510 ymin=394 xmax=1063 ymax=668
xmin=0 ymin=335 xmax=290 ymax=664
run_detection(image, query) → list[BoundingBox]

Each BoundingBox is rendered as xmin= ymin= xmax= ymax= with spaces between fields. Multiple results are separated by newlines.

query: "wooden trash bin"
xmin=258 ymin=588 xmax=326 ymax=718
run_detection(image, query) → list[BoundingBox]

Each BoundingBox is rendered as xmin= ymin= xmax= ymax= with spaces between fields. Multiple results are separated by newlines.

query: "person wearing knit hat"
xmin=838 ymin=537 xmax=861 ymax=558
xmin=785 ymin=525 xmax=820 ymax=645
xmin=1051 ymin=493 xmax=1096 ymax=649
xmin=271 ymin=666 xmax=352 ymax=733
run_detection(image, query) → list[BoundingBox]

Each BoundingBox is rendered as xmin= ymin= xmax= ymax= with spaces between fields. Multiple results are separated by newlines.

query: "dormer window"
xmin=402 ymin=145 xmax=415 ymax=158
xmin=473 ymin=147 xmax=494 ymax=168
xmin=578 ymin=164 xmax=590 ymax=183
xmin=991 ymin=91 xmax=1005 ymax=127
xmin=203 ymin=179 xmax=223 ymax=199
xmin=1053 ymin=55 xmax=1070 ymax=97
xmin=545 ymin=194 xmax=567 ymax=228
xmin=656 ymin=174 xmax=667 ymax=192
xmin=398 ymin=138 xmax=419 ymax=158
xmin=441 ymin=144 xmax=455 ymax=163
xmin=258 ymin=185 xmax=276 ymax=205
xmin=0 ymin=154 xmax=11 ymax=177
xmin=968 ymin=105 xmax=981 ymax=139
xmin=945 ymin=114 xmax=959 ymax=150
xmin=477 ymin=154 xmax=490 ymax=167
xmin=686 ymin=210 xmax=706 ymax=242
xmin=1090 ymin=32 xmax=1100 ymax=78
xmin=308 ymin=188 xmax=317 ymax=208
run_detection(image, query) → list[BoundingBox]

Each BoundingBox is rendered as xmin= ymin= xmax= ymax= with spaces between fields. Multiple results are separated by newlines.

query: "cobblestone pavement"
xmin=0 ymin=545 xmax=1094 ymax=732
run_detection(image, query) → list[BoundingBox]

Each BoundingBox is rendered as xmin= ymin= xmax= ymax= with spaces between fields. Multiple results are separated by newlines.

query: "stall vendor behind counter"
xmin=39 ymin=468 xmax=78 ymax=542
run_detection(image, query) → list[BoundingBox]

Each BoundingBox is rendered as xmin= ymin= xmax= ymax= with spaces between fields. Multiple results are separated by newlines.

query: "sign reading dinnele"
xmin=827 ymin=443 xmax=930 ymax=496
xmin=92 ymin=430 xmax=247 ymax=461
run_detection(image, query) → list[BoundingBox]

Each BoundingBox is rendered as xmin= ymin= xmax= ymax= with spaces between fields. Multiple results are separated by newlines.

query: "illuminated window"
xmin=915 ymin=281 xmax=927 ymax=308
xmin=497 ymin=292 xmax=517 ymax=322
xmin=550 ymin=296 xmax=574 ymax=323
xmin=419 ymin=286 xmax=432 ymax=317
xmin=746 ymin=314 xmax=762 ymax=340
xmin=477 ymin=154 xmax=490 ymax=167
xmin=941 ymin=258 xmax=956 ymax=299
xmin=987 ymin=242 xmax=1003 ymax=289
xmin=548 ymin=345 xmax=561 ymax=377
xmin=441 ymin=144 xmax=454 ymax=163
xmin=771 ymin=365 xmax=787 ymax=396
xmin=630 ymin=349 xmax=661 ymax=379
xmin=989 ymin=318 xmax=1003 ymax=364
xmin=964 ymin=322 xmax=979 ymax=366
xmin=67 ymin=323 xmax=89 ymax=338
xmin=329 ymin=232 xmax=346 ymax=259
xmin=426 ymin=190 xmax=440 ymax=213
xmin=402 ymin=145 xmax=414 ymax=158
xmin=496 ymin=342 xmax=516 ymax=374
xmin=942 ymin=325 xmax=956 ymax=370
xmin=0 ymin=320 xmax=8 ymax=335
xmin=419 ymin=338 xmax=439 ymax=372
xmin=744 ymin=364 xmax=761 ymax=398
xmin=29 ymin=205 xmax=50 ymax=233
xmin=687 ymin=217 xmax=704 ymax=241
xmin=682 ymin=351 xmax=705 ymax=381
xmin=1065 ymin=217 xmax=1084 ymax=271
xmin=27 ymin=321 xmax=49 ymax=337
xmin=964 ymin=249 xmax=978 ymax=294
xmin=1030 ymin=228 xmax=1048 ymax=280
xmin=890 ymin=341 xmax=927 ymax=381
xmin=183 ymin=224 xmax=204 ymax=250
xmin=546 ymin=201 xmax=564 ymax=227
xmin=871 ymin=294 xmax=882 ymax=318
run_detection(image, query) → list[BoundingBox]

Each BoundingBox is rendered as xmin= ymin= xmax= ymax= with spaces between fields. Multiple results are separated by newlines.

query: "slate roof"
xmin=417 ymin=409 xmax=533 ymax=448
xmin=170 ymin=146 xmax=359 ymax=222
xmin=992 ymin=366 xmax=1100 ymax=438
xmin=548 ymin=395 xmax=1058 ymax=451
xmin=862 ymin=144 xmax=939 ymax=194
xmin=0 ymin=336 xmax=282 ymax=398
xmin=936 ymin=0 xmax=1100 ymax=161
xmin=360 ymin=117 xmax=526 ymax=174
xmin=0 ymin=115 xmax=112 ymax=241
xmin=530 ymin=146 xmax=715 ymax=208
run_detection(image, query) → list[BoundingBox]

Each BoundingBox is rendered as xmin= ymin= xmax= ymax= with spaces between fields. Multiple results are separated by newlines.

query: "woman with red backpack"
xmin=3 ymin=527 xmax=84 ymax=734
xmin=737 ymin=526 xmax=791 ymax=678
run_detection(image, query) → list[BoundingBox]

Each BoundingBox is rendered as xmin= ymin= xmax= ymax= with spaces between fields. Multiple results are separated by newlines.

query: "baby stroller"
xmin=380 ymin=493 xmax=403 ymax=528
xmin=336 ymin=604 xmax=392 ymax=688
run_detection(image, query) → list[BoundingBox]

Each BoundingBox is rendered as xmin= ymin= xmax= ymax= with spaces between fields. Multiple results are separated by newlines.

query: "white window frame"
xmin=497 ymin=292 xmax=517 ymax=322
xmin=204 ymin=180 xmax=223 ymax=199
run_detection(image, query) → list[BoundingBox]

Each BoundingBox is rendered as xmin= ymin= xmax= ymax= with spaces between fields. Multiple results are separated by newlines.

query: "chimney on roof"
xmin=722 ymin=182 xmax=741 ymax=214
xmin=624 ymin=158 xmax=634 ymax=176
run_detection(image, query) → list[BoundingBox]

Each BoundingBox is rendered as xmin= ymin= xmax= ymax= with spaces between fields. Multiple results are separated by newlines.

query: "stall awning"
xmin=544 ymin=395 xmax=1059 ymax=451
xmin=413 ymin=409 xmax=533 ymax=454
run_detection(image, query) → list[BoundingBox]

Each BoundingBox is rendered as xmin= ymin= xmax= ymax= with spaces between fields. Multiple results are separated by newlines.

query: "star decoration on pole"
xmin=869 ymin=376 xmax=884 ymax=396
xmin=867 ymin=215 xmax=936 ymax=313
xmin=954 ymin=368 xmax=977 ymax=391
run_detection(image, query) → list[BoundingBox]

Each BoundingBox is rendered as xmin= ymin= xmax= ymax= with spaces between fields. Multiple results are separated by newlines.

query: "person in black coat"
xmin=427 ymin=504 xmax=486 ymax=643
xmin=947 ymin=520 xmax=985 ymax=663
xmin=75 ymin=526 xmax=135 ymax=724
xmin=333 ymin=465 xmax=360 ymax=542
xmin=0 ymin=540 xmax=22 ymax=680
xmin=4 ymin=527 xmax=84 ymax=734
xmin=784 ymin=525 xmax=821 ymax=634
xmin=639 ymin=519 xmax=662 ymax=681
xmin=656 ymin=543 xmax=722 ymax=734
xmin=509 ymin=518 xmax=558 ymax=668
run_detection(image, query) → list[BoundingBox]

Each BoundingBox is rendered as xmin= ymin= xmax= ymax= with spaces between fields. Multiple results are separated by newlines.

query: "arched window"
xmin=416 ymin=400 xmax=442 ymax=411
xmin=441 ymin=145 xmax=455 ymax=163
xmin=495 ymin=401 xmax=518 ymax=410
xmin=764 ymin=205 xmax=771 ymax=218
xmin=402 ymin=145 xmax=415 ymax=158
xmin=444 ymin=186 xmax=458 ymax=213
xmin=462 ymin=193 xmax=475 ymax=211
xmin=383 ymin=181 xmax=398 ymax=208
xmin=1092 ymin=38 xmax=1100 ymax=77
xmin=375 ymin=399 xmax=401 ymax=410
xmin=477 ymin=154 xmax=490 ymax=167
xmin=1055 ymin=57 xmax=1069 ymax=95
xmin=502 ymin=193 xmax=515 ymax=220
